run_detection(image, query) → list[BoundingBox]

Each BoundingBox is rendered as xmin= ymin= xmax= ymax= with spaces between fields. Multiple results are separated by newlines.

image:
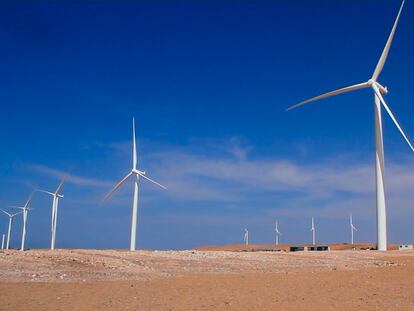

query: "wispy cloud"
xmin=138 ymin=139 xmax=414 ymax=221
xmin=26 ymin=138 xmax=414 ymax=221
xmin=28 ymin=164 xmax=112 ymax=188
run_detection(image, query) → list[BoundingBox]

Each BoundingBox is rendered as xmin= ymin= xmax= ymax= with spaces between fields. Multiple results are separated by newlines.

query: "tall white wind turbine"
xmin=1 ymin=234 xmax=4 ymax=249
xmin=244 ymin=228 xmax=249 ymax=246
xmin=350 ymin=213 xmax=358 ymax=245
xmin=286 ymin=1 xmax=412 ymax=251
xmin=310 ymin=217 xmax=316 ymax=245
xmin=103 ymin=118 xmax=166 ymax=251
xmin=37 ymin=175 xmax=67 ymax=250
xmin=0 ymin=209 xmax=22 ymax=249
xmin=275 ymin=220 xmax=282 ymax=245
xmin=11 ymin=192 xmax=34 ymax=251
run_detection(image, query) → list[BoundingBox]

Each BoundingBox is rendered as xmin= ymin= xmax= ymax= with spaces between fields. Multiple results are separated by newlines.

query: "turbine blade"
xmin=36 ymin=189 xmax=54 ymax=196
xmin=102 ymin=172 xmax=133 ymax=202
xmin=373 ymin=86 xmax=414 ymax=152
xmin=55 ymin=174 xmax=68 ymax=194
xmin=372 ymin=1 xmax=405 ymax=81
xmin=286 ymin=82 xmax=370 ymax=111
xmin=11 ymin=211 xmax=23 ymax=217
xmin=0 ymin=209 xmax=11 ymax=217
xmin=24 ymin=191 xmax=35 ymax=208
xmin=9 ymin=206 xmax=24 ymax=210
xmin=138 ymin=173 xmax=167 ymax=189
xmin=132 ymin=118 xmax=137 ymax=170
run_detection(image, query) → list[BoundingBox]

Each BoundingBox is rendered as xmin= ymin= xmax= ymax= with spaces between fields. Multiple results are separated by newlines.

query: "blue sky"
xmin=1 ymin=1 xmax=414 ymax=250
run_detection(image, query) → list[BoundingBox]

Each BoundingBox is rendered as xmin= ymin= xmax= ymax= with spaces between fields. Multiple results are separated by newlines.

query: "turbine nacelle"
xmin=132 ymin=169 xmax=146 ymax=176
xmin=369 ymin=79 xmax=388 ymax=95
xmin=376 ymin=83 xmax=388 ymax=95
xmin=36 ymin=189 xmax=65 ymax=198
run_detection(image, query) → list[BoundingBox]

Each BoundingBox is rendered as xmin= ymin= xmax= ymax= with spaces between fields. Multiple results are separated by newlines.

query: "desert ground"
xmin=1 ymin=246 xmax=413 ymax=310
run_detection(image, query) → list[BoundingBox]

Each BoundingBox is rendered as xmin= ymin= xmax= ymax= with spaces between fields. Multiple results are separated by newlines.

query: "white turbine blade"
xmin=11 ymin=211 xmax=23 ymax=217
xmin=102 ymin=172 xmax=133 ymax=202
xmin=9 ymin=206 xmax=24 ymax=210
xmin=373 ymin=86 xmax=414 ymax=152
xmin=36 ymin=189 xmax=54 ymax=196
xmin=55 ymin=175 xmax=68 ymax=194
xmin=286 ymin=82 xmax=370 ymax=111
xmin=24 ymin=191 xmax=35 ymax=208
xmin=372 ymin=0 xmax=405 ymax=81
xmin=132 ymin=118 xmax=137 ymax=170
xmin=138 ymin=173 xmax=167 ymax=189
xmin=0 ymin=209 xmax=11 ymax=217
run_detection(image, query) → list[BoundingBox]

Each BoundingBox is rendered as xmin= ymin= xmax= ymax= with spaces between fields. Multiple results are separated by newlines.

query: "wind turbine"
xmin=1 ymin=234 xmax=4 ymax=249
xmin=0 ymin=209 xmax=22 ymax=249
xmin=244 ymin=228 xmax=249 ymax=246
xmin=350 ymin=213 xmax=358 ymax=245
xmin=103 ymin=118 xmax=166 ymax=251
xmin=310 ymin=217 xmax=316 ymax=245
xmin=36 ymin=175 xmax=67 ymax=250
xmin=286 ymin=1 xmax=412 ymax=251
xmin=275 ymin=220 xmax=282 ymax=245
xmin=11 ymin=192 xmax=34 ymax=251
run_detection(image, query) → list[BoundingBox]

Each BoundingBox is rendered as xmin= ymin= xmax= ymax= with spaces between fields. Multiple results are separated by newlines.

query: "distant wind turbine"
xmin=311 ymin=217 xmax=316 ymax=245
xmin=244 ymin=228 xmax=249 ymax=246
xmin=37 ymin=175 xmax=67 ymax=250
xmin=103 ymin=118 xmax=166 ymax=251
xmin=275 ymin=220 xmax=282 ymax=245
xmin=286 ymin=1 xmax=412 ymax=251
xmin=0 ymin=209 xmax=22 ymax=249
xmin=11 ymin=192 xmax=34 ymax=251
xmin=350 ymin=213 xmax=358 ymax=245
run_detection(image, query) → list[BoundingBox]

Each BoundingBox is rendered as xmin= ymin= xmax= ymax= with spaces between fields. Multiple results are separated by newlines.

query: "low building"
xmin=308 ymin=246 xmax=330 ymax=251
xmin=290 ymin=246 xmax=308 ymax=252
xmin=289 ymin=245 xmax=330 ymax=252
xmin=398 ymin=244 xmax=413 ymax=251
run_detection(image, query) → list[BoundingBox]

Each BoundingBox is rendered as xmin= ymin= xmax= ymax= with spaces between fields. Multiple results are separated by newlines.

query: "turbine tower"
xmin=37 ymin=175 xmax=67 ymax=250
xmin=275 ymin=220 xmax=282 ymax=245
xmin=11 ymin=192 xmax=34 ymax=251
xmin=103 ymin=118 xmax=166 ymax=251
xmin=350 ymin=213 xmax=358 ymax=245
xmin=0 ymin=209 xmax=22 ymax=249
xmin=311 ymin=217 xmax=316 ymax=245
xmin=286 ymin=1 xmax=412 ymax=250
xmin=1 ymin=234 xmax=4 ymax=249
xmin=244 ymin=228 xmax=249 ymax=246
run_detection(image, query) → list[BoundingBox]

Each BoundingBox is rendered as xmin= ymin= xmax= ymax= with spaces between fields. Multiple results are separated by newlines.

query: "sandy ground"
xmin=0 ymin=248 xmax=413 ymax=310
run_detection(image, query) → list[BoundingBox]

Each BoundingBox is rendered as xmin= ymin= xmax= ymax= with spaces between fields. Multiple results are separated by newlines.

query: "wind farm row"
xmin=1 ymin=1 xmax=413 ymax=253
xmin=243 ymin=215 xmax=358 ymax=247
xmin=1 ymin=119 xmax=359 ymax=252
